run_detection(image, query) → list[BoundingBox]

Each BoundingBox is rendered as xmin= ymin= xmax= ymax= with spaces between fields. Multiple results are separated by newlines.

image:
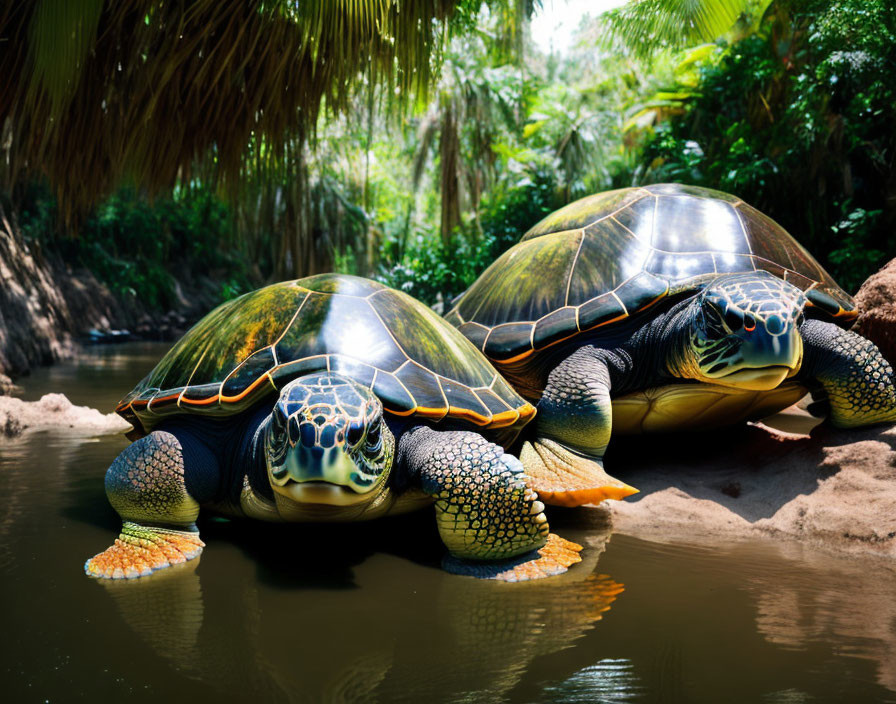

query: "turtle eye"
xmin=346 ymin=420 xmax=365 ymax=447
xmin=743 ymin=313 xmax=756 ymax=332
xmin=364 ymin=422 xmax=381 ymax=453
xmin=271 ymin=407 xmax=288 ymax=443
xmin=291 ymin=415 xmax=313 ymax=447
xmin=724 ymin=307 xmax=743 ymax=332
xmin=268 ymin=407 xmax=290 ymax=464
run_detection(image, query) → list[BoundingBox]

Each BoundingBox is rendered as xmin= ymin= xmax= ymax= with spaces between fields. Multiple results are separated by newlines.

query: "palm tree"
xmin=0 ymin=1 xmax=519 ymax=225
xmin=412 ymin=33 xmax=525 ymax=247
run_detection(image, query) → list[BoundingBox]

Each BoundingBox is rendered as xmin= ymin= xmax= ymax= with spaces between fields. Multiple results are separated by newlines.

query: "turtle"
xmin=445 ymin=183 xmax=896 ymax=506
xmin=85 ymin=274 xmax=583 ymax=582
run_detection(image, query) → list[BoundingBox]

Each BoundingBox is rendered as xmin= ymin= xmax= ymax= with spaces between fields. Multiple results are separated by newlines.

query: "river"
xmin=1 ymin=343 xmax=894 ymax=703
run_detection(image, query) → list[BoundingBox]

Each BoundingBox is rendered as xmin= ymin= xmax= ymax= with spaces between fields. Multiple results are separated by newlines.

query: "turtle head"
xmin=265 ymin=373 xmax=394 ymax=507
xmin=683 ymin=272 xmax=806 ymax=391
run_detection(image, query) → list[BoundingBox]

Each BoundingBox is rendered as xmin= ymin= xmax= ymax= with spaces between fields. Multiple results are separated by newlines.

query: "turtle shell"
xmin=446 ymin=184 xmax=856 ymax=365
xmin=117 ymin=274 xmax=534 ymax=438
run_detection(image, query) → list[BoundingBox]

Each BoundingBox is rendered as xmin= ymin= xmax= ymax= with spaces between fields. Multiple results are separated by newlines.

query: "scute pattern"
xmin=448 ymin=184 xmax=856 ymax=364
xmin=370 ymin=288 xmax=499 ymax=388
xmin=523 ymin=188 xmax=646 ymax=241
xmin=117 ymin=274 xmax=534 ymax=436
xmin=569 ymin=220 xmax=650 ymax=305
xmin=454 ymin=232 xmax=582 ymax=328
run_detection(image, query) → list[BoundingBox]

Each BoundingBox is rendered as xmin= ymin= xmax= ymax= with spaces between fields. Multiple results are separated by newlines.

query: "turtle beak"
xmin=708 ymin=321 xmax=803 ymax=391
xmin=267 ymin=414 xmax=388 ymax=506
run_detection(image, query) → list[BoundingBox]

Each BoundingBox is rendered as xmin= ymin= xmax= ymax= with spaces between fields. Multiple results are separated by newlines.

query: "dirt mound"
xmin=600 ymin=408 xmax=896 ymax=558
xmin=854 ymin=257 xmax=896 ymax=367
xmin=0 ymin=393 xmax=129 ymax=440
xmin=0 ymin=373 xmax=20 ymax=396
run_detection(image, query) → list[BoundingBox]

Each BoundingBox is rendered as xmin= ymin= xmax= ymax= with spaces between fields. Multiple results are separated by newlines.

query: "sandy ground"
xmin=598 ymin=406 xmax=896 ymax=558
xmin=0 ymin=393 xmax=129 ymax=439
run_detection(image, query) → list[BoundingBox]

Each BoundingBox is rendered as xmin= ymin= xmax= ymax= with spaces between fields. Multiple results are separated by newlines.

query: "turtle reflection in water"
xmin=447 ymin=184 xmax=896 ymax=504
xmin=100 ymin=529 xmax=621 ymax=702
xmin=85 ymin=274 xmax=581 ymax=582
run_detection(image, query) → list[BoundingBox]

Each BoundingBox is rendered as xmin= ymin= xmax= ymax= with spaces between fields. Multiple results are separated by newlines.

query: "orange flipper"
xmin=520 ymin=438 xmax=638 ymax=507
xmin=443 ymin=533 xmax=583 ymax=582
xmin=85 ymin=522 xmax=204 ymax=579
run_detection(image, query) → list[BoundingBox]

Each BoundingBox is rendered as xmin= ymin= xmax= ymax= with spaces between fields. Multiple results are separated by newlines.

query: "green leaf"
xmin=522 ymin=120 xmax=547 ymax=138
xmin=676 ymin=42 xmax=720 ymax=70
xmin=603 ymin=0 xmax=749 ymax=59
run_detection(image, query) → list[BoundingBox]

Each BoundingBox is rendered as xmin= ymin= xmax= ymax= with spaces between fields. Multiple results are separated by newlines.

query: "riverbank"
xmin=0 ymin=202 xmax=219 ymax=382
xmin=597 ymin=407 xmax=896 ymax=559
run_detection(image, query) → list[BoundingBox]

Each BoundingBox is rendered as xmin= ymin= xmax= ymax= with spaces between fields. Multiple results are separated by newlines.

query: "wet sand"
xmin=602 ymin=406 xmax=896 ymax=559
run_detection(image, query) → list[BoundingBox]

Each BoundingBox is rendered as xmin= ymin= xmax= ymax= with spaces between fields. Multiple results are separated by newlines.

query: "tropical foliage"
xmin=5 ymin=0 xmax=894 ymax=312
xmin=637 ymin=0 xmax=896 ymax=291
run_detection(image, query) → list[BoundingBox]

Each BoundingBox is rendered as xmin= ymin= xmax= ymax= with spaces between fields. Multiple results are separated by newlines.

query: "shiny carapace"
xmin=86 ymin=274 xmax=582 ymax=583
xmin=446 ymin=184 xmax=896 ymax=506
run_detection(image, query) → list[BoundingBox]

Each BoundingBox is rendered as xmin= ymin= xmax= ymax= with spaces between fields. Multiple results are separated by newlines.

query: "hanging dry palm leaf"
xmin=0 ymin=0 xmax=477 ymax=222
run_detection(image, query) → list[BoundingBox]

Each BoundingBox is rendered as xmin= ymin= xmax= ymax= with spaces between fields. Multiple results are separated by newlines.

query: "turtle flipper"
xmin=799 ymin=319 xmax=896 ymax=428
xmin=442 ymin=533 xmax=582 ymax=581
xmin=398 ymin=426 xmax=583 ymax=581
xmin=520 ymin=438 xmax=637 ymax=507
xmin=85 ymin=431 xmax=208 ymax=579
xmin=525 ymin=346 xmax=637 ymax=507
xmin=85 ymin=522 xmax=204 ymax=579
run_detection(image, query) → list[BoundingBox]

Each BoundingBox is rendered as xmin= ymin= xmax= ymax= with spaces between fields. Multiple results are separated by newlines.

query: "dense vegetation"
xmin=8 ymin=0 xmax=895 ymax=312
xmin=640 ymin=0 xmax=895 ymax=292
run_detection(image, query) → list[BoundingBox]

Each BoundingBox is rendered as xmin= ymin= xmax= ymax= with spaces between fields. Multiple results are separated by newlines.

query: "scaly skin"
xmin=86 ymin=419 xmax=581 ymax=581
xmin=800 ymin=319 xmax=896 ymax=428
xmin=85 ymin=432 xmax=204 ymax=579
xmin=522 ymin=299 xmax=896 ymax=508
xmin=536 ymin=346 xmax=614 ymax=457
xmin=399 ymin=426 xmax=582 ymax=579
xmin=85 ymin=522 xmax=204 ymax=579
xmin=402 ymin=427 xmax=549 ymax=560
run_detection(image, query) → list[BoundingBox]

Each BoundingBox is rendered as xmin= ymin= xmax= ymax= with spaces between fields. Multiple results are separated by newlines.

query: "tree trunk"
xmin=439 ymin=101 xmax=462 ymax=249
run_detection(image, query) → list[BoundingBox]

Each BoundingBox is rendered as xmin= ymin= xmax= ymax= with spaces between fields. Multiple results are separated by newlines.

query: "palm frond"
xmin=603 ymin=0 xmax=750 ymax=59
xmin=0 ymin=0 xmax=484 ymax=222
xmin=25 ymin=0 xmax=104 ymax=119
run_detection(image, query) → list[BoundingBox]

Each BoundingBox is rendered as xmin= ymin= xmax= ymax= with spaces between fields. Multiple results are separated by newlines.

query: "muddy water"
xmin=2 ymin=344 xmax=895 ymax=703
